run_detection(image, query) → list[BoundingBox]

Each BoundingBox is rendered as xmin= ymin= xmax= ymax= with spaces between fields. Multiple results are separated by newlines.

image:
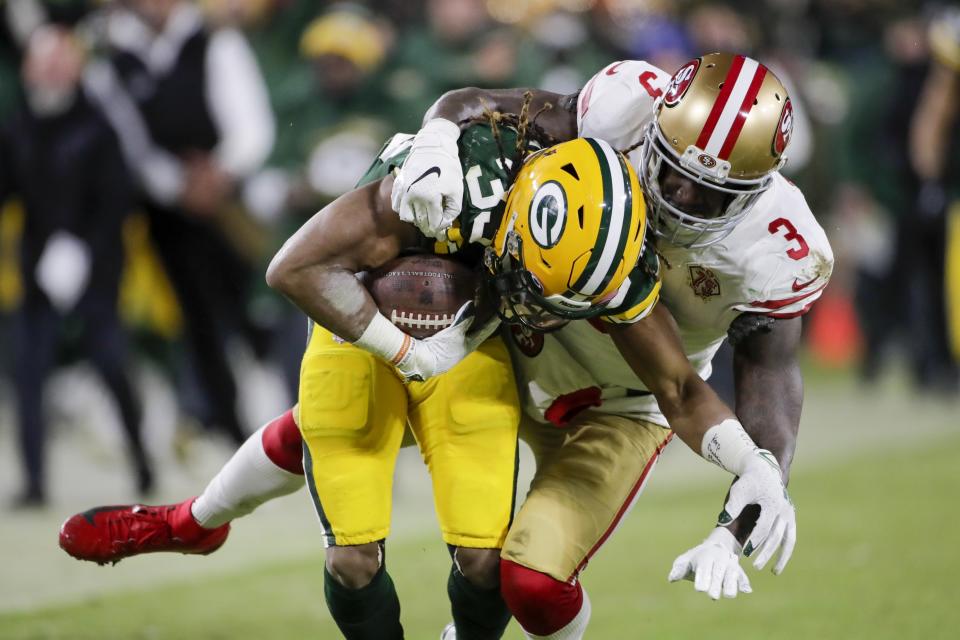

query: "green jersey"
xmin=356 ymin=123 xmax=661 ymax=323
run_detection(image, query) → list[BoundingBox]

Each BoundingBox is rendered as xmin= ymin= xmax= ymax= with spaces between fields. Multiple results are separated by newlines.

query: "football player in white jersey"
xmin=390 ymin=52 xmax=833 ymax=638
xmin=56 ymin=53 xmax=820 ymax=640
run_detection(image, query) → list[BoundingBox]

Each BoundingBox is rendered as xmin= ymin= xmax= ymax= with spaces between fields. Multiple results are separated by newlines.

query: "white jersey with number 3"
xmin=511 ymin=60 xmax=834 ymax=427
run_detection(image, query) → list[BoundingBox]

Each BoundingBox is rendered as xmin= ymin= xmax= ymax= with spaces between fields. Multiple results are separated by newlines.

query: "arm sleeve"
xmin=204 ymin=28 xmax=275 ymax=179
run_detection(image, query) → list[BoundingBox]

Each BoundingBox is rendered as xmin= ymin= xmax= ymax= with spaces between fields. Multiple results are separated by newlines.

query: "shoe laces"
xmin=106 ymin=505 xmax=176 ymax=550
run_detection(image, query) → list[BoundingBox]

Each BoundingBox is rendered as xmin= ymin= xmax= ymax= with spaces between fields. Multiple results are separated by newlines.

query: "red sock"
xmin=260 ymin=409 xmax=304 ymax=475
xmin=174 ymin=498 xmax=216 ymax=537
xmin=500 ymin=559 xmax=583 ymax=635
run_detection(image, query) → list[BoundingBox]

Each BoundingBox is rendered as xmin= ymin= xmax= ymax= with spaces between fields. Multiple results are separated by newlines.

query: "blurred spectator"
xmin=907 ymin=5 xmax=960 ymax=391
xmin=244 ymin=3 xmax=395 ymax=397
xmin=0 ymin=24 xmax=152 ymax=508
xmin=388 ymin=0 xmax=547 ymax=128
xmin=87 ymin=0 xmax=275 ymax=444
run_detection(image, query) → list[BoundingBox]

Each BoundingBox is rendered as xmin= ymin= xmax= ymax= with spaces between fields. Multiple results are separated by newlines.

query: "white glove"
xmin=668 ymin=527 xmax=752 ymax=600
xmin=396 ymin=302 xmax=500 ymax=381
xmin=35 ymin=231 xmax=91 ymax=313
xmin=391 ymin=118 xmax=463 ymax=240
xmin=719 ymin=449 xmax=797 ymax=575
xmin=355 ymin=302 xmax=500 ymax=382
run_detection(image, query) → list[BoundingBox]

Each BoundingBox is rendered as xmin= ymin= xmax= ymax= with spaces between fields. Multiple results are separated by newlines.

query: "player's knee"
xmin=260 ymin=409 xmax=304 ymax=475
xmin=454 ymin=547 xmax=501 ymax=590
xmin=325 ymin=542 xmax=381 ymax=589
xmin=500 ymin=559 xmax=583 ymax=635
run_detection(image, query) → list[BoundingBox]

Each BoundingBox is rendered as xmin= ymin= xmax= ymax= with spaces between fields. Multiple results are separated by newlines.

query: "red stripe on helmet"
xmin=695 ymin=55 xmax=745 ymax=149
xmin=718 ymin=65 xmax=768 ymax=160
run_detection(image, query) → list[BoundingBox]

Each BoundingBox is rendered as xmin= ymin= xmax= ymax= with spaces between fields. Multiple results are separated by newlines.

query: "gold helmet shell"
xmin=486 ymin=137 xmax=647 ymax=330
xmin=640 ymin=52 xmax=792 ymax=247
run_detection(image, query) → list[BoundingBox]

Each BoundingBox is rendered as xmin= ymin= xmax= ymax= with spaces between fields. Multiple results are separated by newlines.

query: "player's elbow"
xmin=424 ymin=87 xmax=482 ymax=123
xmin=265 ymin=244 xmax=296 ymax=294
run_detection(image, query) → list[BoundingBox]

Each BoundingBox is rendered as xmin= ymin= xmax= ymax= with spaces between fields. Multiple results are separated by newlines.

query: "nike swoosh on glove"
xmin=391 ymin=118 xmax=464 ymax=240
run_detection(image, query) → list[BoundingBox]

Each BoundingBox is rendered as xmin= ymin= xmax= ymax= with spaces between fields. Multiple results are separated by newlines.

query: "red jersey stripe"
xmin=750 ymin=282 xmax=827 ymax=310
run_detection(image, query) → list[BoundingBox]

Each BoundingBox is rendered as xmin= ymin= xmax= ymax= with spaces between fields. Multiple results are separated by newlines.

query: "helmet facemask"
xmin=639 ymin=120 xmax=773 ymax=248
xmin=483 ymin=231 xmax=606 ymax=333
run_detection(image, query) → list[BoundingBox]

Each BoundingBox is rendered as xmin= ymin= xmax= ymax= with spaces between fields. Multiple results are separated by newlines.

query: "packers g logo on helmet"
xmin=528 ymin=181 xmax=567 ymax=249
xmin=485 ymin=137 xmax=647 ymax=331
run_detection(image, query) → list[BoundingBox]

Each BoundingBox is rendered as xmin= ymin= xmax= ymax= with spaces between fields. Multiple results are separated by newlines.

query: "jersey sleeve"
xmin=433 ymin=124 xmax=518 ymax=255
xmin=734 ymin=186 xmax=835 ymax=319
xmin=577 ymin=60 xmax=671 ymax=150
xmin=599 ymin=236 xmax=662 ymax=324
xmin=354 ymin=133 xmax=414 ymax=188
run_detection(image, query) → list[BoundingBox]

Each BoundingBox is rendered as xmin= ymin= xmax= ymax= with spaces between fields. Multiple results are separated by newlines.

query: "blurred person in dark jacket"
xmin=908 ymin=5 xmax=960 ymax=392
xmin=0 ymin=24 xmax=152 ymax=508
xmin=87 ymin=0 xmax=275 ymax=444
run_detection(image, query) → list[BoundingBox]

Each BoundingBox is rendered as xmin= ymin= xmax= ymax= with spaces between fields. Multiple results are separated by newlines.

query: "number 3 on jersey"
xmin=768 ymin=217 xmax=809 ymax=260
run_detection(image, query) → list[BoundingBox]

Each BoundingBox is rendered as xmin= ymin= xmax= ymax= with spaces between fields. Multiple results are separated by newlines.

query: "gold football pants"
xmin=503 ymin=412 xmax=672 ymax=581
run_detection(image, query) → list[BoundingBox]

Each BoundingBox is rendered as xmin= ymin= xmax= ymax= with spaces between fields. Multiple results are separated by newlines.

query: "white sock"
xmin=190 ymin=423 xmax=304 ymax=528
xmin=524 ymin=588 xmax=592 ymax=640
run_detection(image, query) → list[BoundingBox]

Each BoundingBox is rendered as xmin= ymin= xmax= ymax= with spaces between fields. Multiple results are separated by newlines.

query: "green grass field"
xmin=2 ymin=370 xmax=958 ymax=639
xmin=3 ymin=434 xmax=959 ymax=638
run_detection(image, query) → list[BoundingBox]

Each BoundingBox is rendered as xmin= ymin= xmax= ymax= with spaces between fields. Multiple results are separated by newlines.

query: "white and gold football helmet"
xmin=485 ymin=137 xmax=647 ymax=331
xmin=640 ymin=52 xmax=793 ymax=247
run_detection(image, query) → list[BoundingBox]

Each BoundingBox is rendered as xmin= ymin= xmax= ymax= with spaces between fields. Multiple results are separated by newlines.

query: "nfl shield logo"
xmin=688 ymin=265 xmax=721 ymax=300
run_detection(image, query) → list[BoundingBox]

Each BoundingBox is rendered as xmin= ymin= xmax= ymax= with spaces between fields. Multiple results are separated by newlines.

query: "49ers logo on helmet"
xmin=773 ymin=98 xmax=793 ymax=156
xmin=664 ymin=59 xmax=700 ymax=106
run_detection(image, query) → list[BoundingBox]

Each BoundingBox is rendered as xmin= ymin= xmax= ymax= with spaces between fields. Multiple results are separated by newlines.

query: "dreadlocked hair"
xmin=618 ymin=137 xmax=645 ymax=158
xmin=459 ymin=91 xmax=559 ymax=185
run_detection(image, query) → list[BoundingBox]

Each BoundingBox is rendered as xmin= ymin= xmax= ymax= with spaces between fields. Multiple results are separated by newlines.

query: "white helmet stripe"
xmin=703 ymin=57 xmax=761 ymax=157
xmin=578 ymin=139 xmax=628 ymax=295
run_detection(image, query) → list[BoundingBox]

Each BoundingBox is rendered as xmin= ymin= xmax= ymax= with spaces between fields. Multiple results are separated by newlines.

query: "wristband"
xmin=700 ymin=418 xmax=758 ymax=475
xmin=354 ymin=313 xmax=412 ymax=365
xmin=420 ymin=117 xmax=461 ymax=143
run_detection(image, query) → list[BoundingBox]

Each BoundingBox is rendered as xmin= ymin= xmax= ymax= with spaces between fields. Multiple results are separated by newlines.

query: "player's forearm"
xmin=654 ymin=374 xmax=736 ymax=453
xmin=425 ymin=87 xmax=527 ymax=125
xmin=734 ymin=334 xmax=803 ymax=483
xmin=607 ymin=314 xmax=735 ymax=453
xmin=724 ymin=338 xmax=803 ymax=544
xmin=424 ymin=87 xmax=578 ymax=141
xmin=267 ymin=259 xmax=377 ymax=342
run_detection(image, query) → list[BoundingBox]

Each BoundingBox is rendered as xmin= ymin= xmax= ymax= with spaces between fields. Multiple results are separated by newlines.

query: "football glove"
xmin=668 ymin=527 xmax=752 ymax=600
xmin=391 ymin=118 xmax=463 ymax=240
xmin=719 ymin=449 xmax=797 ymax=575
xmin=395 ymin=301 xmax=500 ymax=381
xmin=355 ymin=302 xmax=500 ymax=382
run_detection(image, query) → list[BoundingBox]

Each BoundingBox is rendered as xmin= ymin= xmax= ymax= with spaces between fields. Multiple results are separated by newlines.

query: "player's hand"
xmin=396 ymin=302 xmax=500 ymax=381
xmin=668 ymin=527 xmax=752 ymax=600
xmin=719 ymin=449 xmax=797 ymax=575
xmin=391 ymin=118 xmax=463 ymax=240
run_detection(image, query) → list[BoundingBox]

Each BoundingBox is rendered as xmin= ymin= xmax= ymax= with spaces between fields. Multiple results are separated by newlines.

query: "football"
xmin=365 ymin=254 xmax=478 ymax=339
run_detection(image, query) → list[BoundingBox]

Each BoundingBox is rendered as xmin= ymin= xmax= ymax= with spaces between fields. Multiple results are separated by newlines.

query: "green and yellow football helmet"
xmin=484 ymin=137 xmax=647 ymax=331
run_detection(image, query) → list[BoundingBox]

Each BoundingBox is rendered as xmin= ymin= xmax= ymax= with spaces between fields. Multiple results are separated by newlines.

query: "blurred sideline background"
xmin=0 ymin=0 xmax=959 ymax=637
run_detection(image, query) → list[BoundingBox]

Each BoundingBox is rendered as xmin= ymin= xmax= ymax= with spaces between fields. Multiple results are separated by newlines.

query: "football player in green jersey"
xmin=61 ymin=108 xmax=793 ymax=640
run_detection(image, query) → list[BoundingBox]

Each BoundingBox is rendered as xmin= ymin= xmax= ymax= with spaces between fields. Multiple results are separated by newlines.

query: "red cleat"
xmin=59 ymin=498 xmax=230 ymax=565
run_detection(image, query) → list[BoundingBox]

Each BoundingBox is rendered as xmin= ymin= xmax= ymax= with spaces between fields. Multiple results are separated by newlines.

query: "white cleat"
xmin=440 ymin=622 xmax=457 ymax=640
